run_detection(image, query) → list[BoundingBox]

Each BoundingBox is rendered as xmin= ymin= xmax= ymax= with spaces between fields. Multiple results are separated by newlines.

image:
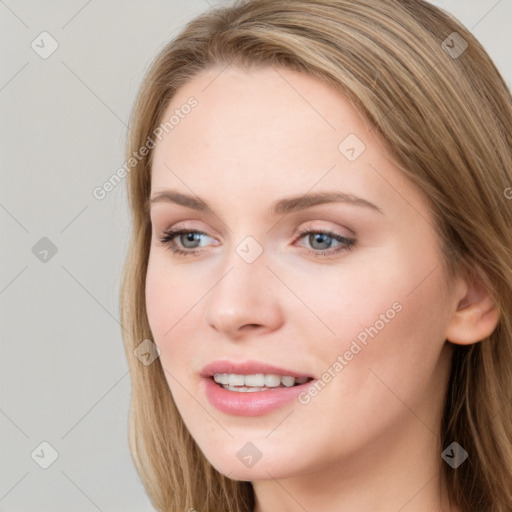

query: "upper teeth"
xmin=213 ymin=373 xmax=309 ymax=387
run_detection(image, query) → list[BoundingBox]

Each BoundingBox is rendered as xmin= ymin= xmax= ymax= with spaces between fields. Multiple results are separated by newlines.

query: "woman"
xmin=120 ymin=1 xmax=512 ymax=510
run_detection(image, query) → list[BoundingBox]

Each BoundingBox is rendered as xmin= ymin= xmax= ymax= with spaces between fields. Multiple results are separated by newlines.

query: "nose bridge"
xmin=216 ymin=227 xmax=269 ymax=287
xmin=203 ymin=234 xmax=283 ymax=336
xmin=211 ymin=235 xmax=269 ymax=310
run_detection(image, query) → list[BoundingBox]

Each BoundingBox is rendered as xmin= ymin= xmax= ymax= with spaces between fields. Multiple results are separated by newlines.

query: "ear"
xmin=445 ymin=269 xmax=500 ymax=345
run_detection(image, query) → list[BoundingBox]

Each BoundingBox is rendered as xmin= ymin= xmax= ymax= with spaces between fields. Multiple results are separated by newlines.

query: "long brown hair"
xmin=120 ymin=1 xmax=512 ymax=510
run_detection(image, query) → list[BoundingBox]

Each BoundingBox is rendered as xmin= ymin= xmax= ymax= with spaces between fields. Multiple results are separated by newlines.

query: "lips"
xmin=200 ymin=360 xmax=315 ymax=380
xmin=202 ymin=371 xmax=316 ymax=416
xmin=199 ymin=360 xmax=317 ymax=415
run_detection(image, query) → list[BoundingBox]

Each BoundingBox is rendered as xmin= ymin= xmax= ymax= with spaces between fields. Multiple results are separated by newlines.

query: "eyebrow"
xmin=149 ymin=189 xmax=384 ymax=216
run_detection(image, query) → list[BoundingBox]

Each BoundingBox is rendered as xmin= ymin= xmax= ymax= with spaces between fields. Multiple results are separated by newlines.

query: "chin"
xmin=213 ymin=460 xmax=289 ymax=482
xmin=200 ymin=442 xmax=302 ymax=482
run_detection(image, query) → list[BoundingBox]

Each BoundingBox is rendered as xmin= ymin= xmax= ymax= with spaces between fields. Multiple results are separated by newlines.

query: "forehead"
xmin=154 ymin=65 xmax=368 ymax=168
xmin=149 ymin=65 xmax=423 ymax=222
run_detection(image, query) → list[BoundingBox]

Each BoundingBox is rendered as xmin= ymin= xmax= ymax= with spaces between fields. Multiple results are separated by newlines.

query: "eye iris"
xmin=310 ymin=233 xmax=332 ymax=250
xmin=181 ymin=232 xmax=201 ymax=248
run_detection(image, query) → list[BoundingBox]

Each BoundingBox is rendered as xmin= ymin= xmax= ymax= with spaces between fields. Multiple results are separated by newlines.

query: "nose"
xmin=203 ymin=251 xmax=284 ymax=340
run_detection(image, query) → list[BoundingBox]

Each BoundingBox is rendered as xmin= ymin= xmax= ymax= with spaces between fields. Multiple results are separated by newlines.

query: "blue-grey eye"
xmin=308 ymin=232 xmax=336 ymax=250
xmin=179 ymin=232 xmax=203 ymax=249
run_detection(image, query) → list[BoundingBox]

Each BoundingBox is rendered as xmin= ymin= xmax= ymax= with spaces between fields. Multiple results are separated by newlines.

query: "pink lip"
xmin=200 ymin=359 xmax=316 ymax=416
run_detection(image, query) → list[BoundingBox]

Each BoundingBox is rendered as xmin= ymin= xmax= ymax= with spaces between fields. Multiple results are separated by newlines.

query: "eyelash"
xmin=158 ymin=227 xmax=355 ymax=258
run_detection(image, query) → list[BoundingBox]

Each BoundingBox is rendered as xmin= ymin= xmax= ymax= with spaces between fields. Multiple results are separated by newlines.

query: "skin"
xmin=145 ymin=65 xmax=499 ymax=512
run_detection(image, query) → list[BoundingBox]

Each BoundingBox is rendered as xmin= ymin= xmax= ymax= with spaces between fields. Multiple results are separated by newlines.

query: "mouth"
xmin=200 ymin=360 xmax=316 ymax=414
xmin=211 ymin=373 xmax=314 ymax=392
xmin=202 ymin=365 xmax=317 ymax=416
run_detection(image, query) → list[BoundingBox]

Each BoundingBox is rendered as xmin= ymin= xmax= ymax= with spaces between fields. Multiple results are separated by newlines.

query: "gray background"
xmin=0 ymin=1 xmax=510 ymax=510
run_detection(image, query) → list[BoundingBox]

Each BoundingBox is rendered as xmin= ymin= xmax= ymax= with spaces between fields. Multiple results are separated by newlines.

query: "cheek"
xmin=297 ymin=238 xmax=450 ymax=382
xmin=145 ymin=251 xmax=199 ymax=337
xmin=145 ymin=256 xmax=171 ymax=339
xmin=145 ymin=254 xmax=196 ymax=364
xmin=281 ymin=265 xmax=451 ymax=463
xmin=145 ymin=257 xmax=200 ymax=413
xmin=316 ymin=253 xmax=451 ymax=422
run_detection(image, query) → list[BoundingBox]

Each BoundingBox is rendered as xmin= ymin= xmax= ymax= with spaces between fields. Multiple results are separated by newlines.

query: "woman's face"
xmin=146 ymin=65 xmax=459 ymax=481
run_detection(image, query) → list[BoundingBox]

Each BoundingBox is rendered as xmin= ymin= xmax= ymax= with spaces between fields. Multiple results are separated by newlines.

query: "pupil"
xmin=182 ymin=232 xmax=200 ymax=248
xmin=311 ymin=233 xmax=331 ymax=250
